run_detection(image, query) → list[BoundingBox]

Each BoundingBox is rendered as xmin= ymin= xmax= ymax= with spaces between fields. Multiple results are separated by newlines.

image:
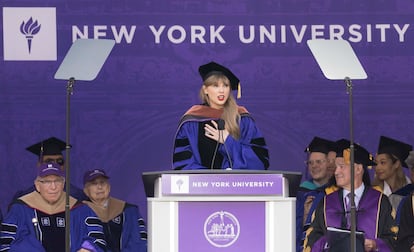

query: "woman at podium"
xmin=172 ymin=61 xmax=269 ymax=170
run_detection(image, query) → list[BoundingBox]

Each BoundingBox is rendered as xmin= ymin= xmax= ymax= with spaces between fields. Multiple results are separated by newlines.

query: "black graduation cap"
xmin=26 ymin=137 xmax=67 ymax=157
xmin=198 ymin=61 xmax=241 ymax=98
xmin=377 ymin=136 xmax=413 ymax=168
xmin=335 ymin=139 xmax=376 ymax=167
xmin=335 ymin=138 xmax=374 ymax=186
xmin=304 ymin=136 xmax=336 ymax=154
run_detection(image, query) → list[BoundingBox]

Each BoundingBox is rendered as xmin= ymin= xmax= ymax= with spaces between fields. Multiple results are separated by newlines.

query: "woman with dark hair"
xmin=172 ymin=61 xmax=269 ymax=170
xmin=373 ymin=136 xmax=413 ymax=210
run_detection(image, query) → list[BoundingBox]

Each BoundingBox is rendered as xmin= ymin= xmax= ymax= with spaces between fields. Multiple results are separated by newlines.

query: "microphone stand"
xmin=221 ymin=130 xmax=233 ymax=170
xmin=210 ymin=140 xmax=220 ymax=170
xmin=65 ymin=77 xmax=74 ymax=252
xmin=218 ymin=119 xmax=233 ymax=169
xmin=345 ymin=77 xmax=357 ymax=252
xmin=210 ymin=119 xmax=226 ymax=169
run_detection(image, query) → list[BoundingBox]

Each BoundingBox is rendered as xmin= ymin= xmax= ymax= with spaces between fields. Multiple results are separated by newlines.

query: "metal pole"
xmin=345 ymin=77 xmax=356 ymax=252
xmin=65 ymin=77 xmax=74 ymax=252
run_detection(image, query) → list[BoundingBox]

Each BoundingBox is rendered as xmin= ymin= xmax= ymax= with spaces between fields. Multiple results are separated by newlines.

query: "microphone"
xmin=209 ymin=119 xmax=233 ymax=170
xmin=217 ymin=119 xmax=233 ymax=170
xmin=210 ymin=120 xmax=221 ymax=170
xmin=217 ymin=119 xmax=225 ymax=130
xmin=32 ymin=217 xmax=40 ymax=240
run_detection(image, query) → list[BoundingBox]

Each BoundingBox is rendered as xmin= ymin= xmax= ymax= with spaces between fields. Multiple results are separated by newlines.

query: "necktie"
xmin=344 ymin=193 xmax=351 ymax=229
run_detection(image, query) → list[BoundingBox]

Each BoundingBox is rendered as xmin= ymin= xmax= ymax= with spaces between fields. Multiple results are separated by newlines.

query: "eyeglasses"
xmin=43 ymin=158 xmax=65 ymax=166
xmin=89 ymin=180 xmax=108 ymax=187
xmin=38 ymin=178 xmax=65 ymax=187
xmin=305 ymin=159 xmax=327 ymax=166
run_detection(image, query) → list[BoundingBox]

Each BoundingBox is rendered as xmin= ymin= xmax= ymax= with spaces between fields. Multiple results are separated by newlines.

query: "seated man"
xmin=303 ymin=139 xmax=397 ymax=252
xmin=82 ymin=169 xmax=147 ymax=252
xmin=1 ymin=163 xmax=106 ymax=252
xmin=10 ymin=136 xmax=87 ymax=204
xmin=296 ymin=136 xmax=337 ymax=252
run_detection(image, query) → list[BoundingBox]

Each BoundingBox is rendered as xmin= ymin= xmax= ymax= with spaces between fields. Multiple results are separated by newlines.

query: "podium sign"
xmin=143 ymin=171 xmax=299 ymax=252
xmin=162 ymin=173 xmax=285 ymax=196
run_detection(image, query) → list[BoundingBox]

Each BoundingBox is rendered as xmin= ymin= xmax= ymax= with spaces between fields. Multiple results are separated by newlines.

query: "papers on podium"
xmin=326 ymin=227 xmax=365 ymax=252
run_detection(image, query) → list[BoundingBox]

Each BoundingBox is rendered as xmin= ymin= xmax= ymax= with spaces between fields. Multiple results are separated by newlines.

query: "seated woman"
xmin=173 ymin=61 xmax=269 ymax=170
xmin=82 ymin=169 xmax=147 ymax=252
xmin=373 ymin=136 xmax=413 ymax=211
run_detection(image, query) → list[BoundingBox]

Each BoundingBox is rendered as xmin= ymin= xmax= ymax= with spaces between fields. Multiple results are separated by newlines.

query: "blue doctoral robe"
xmin=84 ymin=198 xmax=147 ymax=252
xmin=1 ymin=193 xmax=106 ymax=252
xmin=295 ymin=180 xmax=335 ymax=252
xmin=390 ymin=183 xmax=414 ymax=225
xmin=173 ymin=104 xmax=269 ymax=170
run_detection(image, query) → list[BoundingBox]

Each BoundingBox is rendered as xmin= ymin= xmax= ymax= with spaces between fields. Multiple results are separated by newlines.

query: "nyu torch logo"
xmin=3 ymin=7 xmax=56 ymax=60
xmin=20 ymin=17 xmax=41 ymax=54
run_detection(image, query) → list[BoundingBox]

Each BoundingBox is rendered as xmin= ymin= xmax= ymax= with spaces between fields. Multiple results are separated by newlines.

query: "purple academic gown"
xmin=304 ymin=187 xmax=396 ymax=252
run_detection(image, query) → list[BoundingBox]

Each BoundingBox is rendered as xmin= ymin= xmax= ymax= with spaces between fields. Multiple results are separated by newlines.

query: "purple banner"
xmin=1 ymin=1 xmax=414 ymax=221
xmin=162 ymin=173 xmax=284 ymax=196
xmin=178 ymin=201 xmax=265 ymax=252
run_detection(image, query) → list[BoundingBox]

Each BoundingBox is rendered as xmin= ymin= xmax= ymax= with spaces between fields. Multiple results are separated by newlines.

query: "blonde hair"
xmin=199 ymin=74 xmax=241 ymax=139
xmin=372 ymin=153 xmax=408 ymax=191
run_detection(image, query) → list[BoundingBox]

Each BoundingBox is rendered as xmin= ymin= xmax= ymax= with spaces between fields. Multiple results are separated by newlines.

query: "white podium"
xmin=142 ymin=170 xmax=301 ymax=252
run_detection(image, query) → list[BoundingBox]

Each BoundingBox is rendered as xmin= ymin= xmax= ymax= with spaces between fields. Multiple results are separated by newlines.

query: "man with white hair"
xmin=304 ymin=139 xmax=397 ymax=252
xmin=82 ymin=169 xmax=147 ymax=252
xmin=1 ymin=163 xmax=106 ymax=252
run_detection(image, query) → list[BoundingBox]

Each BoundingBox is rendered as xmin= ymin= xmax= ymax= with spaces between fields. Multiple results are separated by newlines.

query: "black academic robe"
xmin=396 ymin=193 xmax=414 ymax=251
xmin=303 ymin=187 xmax=397 ymax=252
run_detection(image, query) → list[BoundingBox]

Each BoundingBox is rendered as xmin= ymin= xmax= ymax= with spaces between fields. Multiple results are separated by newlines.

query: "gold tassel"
xmin=237 ymin=83 xmax=241 ymax=99
xmin=343 ymin=148 xmax=351 ymax=165
xmin=368 ymin=153 xmax=373 ymax=169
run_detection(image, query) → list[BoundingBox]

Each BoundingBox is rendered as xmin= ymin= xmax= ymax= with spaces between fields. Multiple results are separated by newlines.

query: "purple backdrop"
xmin=1 ymin=1 xmax=414 ymax=221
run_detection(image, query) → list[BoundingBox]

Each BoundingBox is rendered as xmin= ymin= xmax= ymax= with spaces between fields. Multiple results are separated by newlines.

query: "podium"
xmin=142 ymin=170 xmax=301 ymax=252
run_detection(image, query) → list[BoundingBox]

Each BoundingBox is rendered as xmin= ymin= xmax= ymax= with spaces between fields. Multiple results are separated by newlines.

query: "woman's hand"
xmin=204 ymin=120 xmax=229 ymax=144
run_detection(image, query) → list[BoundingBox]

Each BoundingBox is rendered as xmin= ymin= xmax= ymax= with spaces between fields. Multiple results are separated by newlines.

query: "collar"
xmin=343 ymin=184 xmax=365 ymax=207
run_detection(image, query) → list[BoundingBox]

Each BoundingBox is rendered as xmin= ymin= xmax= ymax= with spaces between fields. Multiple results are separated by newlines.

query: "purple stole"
xmin=324 ymin=188 xmax=381 ymax=239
